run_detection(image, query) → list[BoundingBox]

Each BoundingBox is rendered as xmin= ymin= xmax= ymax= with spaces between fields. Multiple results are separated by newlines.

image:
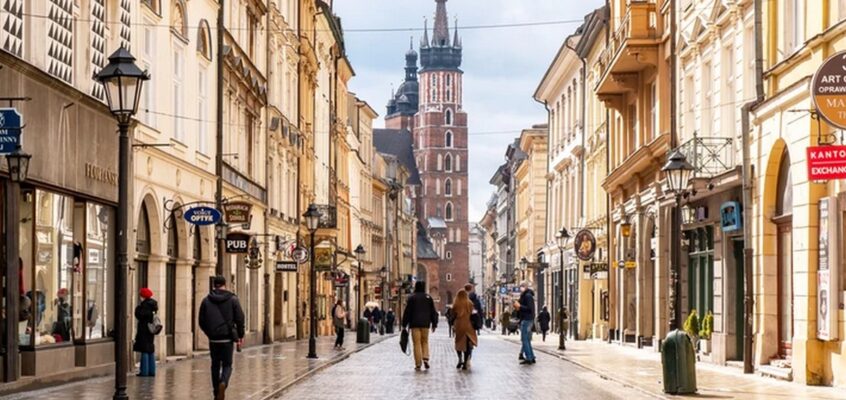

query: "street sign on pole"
xmin=0 ymin=108 xmax=23 ymax=154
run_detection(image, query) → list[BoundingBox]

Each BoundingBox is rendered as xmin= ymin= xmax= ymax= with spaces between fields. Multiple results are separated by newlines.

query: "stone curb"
xmin=260 ymin=334 xmax=395 ymax=400
xmin=496 ymin=336 xmax=670 ymax=400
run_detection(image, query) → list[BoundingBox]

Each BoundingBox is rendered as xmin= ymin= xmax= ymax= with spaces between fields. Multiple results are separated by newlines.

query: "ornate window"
xmin=444 ymin=154 xmax=452 ymax=172
xmin=445 ymin=109 xmax=453 ymax=125
xmin=445 ymin=131 xmax=453 ymax=147
xmin=444 ymin=178 xmax=452 ymax=196
xmin=141 ymin=0 xmax=161 ymax=15
xmin=171 ymin=0 xmax=188 ymax=39
xmin=445 ymin=202 xmax=454 ymax=221
xmin=197 ymin=19 xmax=212 ymax=60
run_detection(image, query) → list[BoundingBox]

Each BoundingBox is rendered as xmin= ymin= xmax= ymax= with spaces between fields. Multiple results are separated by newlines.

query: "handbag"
xmin=399 ymin=329 xmax=410 ymax=354
xmin=148 ymin=312 xmax=163 ymax=335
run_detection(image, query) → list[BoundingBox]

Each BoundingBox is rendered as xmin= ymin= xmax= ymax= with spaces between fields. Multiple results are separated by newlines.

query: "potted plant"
xmin=683 ymin=309 xmax=700 ymax=349
xmin=699 ymin=311 xmax=714 ymax=354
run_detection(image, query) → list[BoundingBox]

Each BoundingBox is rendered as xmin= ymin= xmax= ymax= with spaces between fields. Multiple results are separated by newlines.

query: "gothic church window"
xmin=445 ymin=178 xmax=452 ymax=196
xmin=445 ymin=109 xmax=453 ymax=125
xmin=445 ymin=131 xmax=453 ymax=147
xmin=455 ymin=154 xmax=461 ymax=171
xmin=445 ymin=202 xmax=454 ymax=221
xmin=444 ymin=154 xmax=452 ymax=172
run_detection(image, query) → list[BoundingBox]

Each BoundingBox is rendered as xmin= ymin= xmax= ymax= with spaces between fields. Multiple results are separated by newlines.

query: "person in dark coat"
xmin=385 ymin=309 xmax=396 ymax=334
xmin=401 ymin=281 xmax=438 ymax=370
xmin=517 ymin=282 xmax=536 ymax=365
xmin=445 ymin=306 xmax=455 ymax=337
xmin=364 ymin=307 xmax=374 ymax=332
xmin=464 ymin=284 xmax=484 ymax=334
xmin=199 ymin=276 xmax=245 ymax=400
xmin=538 ymin=306 xmax=551 ymax=342
xmin=500 ymin=309 xmax=511 ymax=335
xmin=372 ymin=306 xmax=384 ymax=335
xmin=133 ymin=288 xmax=158 ymax=377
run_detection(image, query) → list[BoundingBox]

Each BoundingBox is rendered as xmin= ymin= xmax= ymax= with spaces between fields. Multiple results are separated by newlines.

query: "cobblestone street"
xmin=276 ymin=328 xmax=652 ymax=400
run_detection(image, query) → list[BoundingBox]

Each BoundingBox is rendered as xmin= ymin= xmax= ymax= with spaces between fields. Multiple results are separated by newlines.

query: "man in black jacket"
xmin=402 ymin=281 xmax=438 ymax=370
xmin=517 ymin=281 xmax=536 ymax=365
xmin=199 ymin=276 xmax=245 ymax=400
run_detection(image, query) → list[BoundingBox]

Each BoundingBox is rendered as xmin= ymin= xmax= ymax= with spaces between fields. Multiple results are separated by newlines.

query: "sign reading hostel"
xmin=0 ymin=108 xmax=23 ymax=154
xmin=813 ymin=51 xmax=846 ymax=130
xmin=806 ymin=145 xmax=846 ymax=180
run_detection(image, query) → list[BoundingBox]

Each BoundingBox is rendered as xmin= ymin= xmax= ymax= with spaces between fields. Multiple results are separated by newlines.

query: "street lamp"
xmin=661 ymin=150 xmax=694 ymax=332
xmin=303 ymin=204 xmax=322 ymax=359
xmin=556 ymin=227 xmax=570 ymax=350
xmin=379 ymin=266 xmax=388 ymax=316
xmin=354 ymin=244 xmax=367 ymax=343
xmin=95 ymin=46 xmax=148 ymax=400
xmin=6 ymin=149 xmax=31 ymax=183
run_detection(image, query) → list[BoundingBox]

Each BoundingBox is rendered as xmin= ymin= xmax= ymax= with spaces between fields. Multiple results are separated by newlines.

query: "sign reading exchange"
xmin=807 ymin=145 xmax=846 ymax=180
xmin=813 ymin=51 xmax=846 ymax=129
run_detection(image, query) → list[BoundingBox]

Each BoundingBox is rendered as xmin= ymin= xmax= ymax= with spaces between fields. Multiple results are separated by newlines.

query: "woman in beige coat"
xmin=452 ymin=290 xmax=479 ymax=370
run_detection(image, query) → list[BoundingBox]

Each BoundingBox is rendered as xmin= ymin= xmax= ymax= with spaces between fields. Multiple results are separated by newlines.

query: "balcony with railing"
xmin=595 ymin=0 xmax=660 ymax=95
xmin=675 ymin=135 xmax=736 ymax=179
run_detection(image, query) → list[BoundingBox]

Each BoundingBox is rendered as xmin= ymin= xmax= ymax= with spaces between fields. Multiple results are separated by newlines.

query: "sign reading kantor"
xmin=807 ymin=145 xmax=846 ymax=180
xmin=812 ymin=51 xmax=846 ymax=129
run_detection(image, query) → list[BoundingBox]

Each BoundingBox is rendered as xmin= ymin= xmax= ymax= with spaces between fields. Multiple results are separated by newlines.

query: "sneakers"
xmin=423 ymin=360 xmax=430 ymax=370
xmin=519 ymin=359 xmax=536 ymax=365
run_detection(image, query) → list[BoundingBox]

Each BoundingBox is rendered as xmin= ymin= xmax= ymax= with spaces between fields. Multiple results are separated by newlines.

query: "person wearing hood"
xmin=517 ymin=281 xmax=537 ymax=365
xmin=384 ymin=309 xmax=396 ymax=334
xmin=401 ymin=281 xmax=438 ymax=371
xmin=199 ymin=276 xmax=245 ymax=400
xmin=538 ymin=306 xmax=551 ymax=342
xmin=134 ymin=288 xmax=158 ymax=377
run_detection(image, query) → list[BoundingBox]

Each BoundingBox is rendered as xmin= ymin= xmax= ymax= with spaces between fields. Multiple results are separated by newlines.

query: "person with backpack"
xmin=199 ymin=276 xmax=245 ymax=400
xmin=133 ymin=288 xmax=159 ymax=377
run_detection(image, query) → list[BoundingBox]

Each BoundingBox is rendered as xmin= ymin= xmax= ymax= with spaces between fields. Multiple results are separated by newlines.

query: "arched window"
xmin=142 ymin=0 xmax=161 ymax=15
xmin=445 ymin=109 xmax=453 ymax=125
xmin=171 ymin=0 xmax=188 ymax=39
xmin=775 ymin=150 xmax=792 ymax=217
xmin=444 ymin=154 xmax=452 ymax=172
xmin=445 ymin=131 xmax=453 ymax=147
xmin=455 ymin=154 xmax=461 ymax=171
xmin=437 ymin=154 xmax=443 ymax=170
xmin=445 ymin=202 xmax=454 ymax=221
xmin=444 ymin=178 xmax=452 ymax=196
xmin=436 ymin=179 xmax=441 ymax=195
xmin=197 ymin=19 xmax=212 ymax=60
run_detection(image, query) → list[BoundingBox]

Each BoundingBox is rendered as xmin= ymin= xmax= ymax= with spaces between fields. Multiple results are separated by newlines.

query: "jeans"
xmin=335 ymin=327 xmax=344 ymax=347
xmin=520 ymin=320 xmax=536 ymax=361
xmin=139 ymin=352 xmax=156 ymax=376
xmin=411 ymin=328 xmax=430 ymax=367
xmin=210 ymin=342 xmax=234 ymax=395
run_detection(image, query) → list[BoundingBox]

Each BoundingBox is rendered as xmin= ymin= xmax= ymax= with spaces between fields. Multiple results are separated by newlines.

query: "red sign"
xmin=807 ymin=146 xmax=846 ymax=180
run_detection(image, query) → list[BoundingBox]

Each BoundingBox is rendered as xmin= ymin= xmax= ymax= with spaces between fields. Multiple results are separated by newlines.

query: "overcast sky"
xmin=333 ymin=0 xmax=604 ymax=222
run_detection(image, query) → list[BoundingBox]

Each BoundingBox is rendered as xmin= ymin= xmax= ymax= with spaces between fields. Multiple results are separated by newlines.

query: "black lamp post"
xmin=556 ymin=227 xmax=570 ymax=350
xmin=95 ymin=47 xmax=149 ymax=400
xmin=661 ymin=150 xmax=694 ymax=332
xmin=303 ymin=204 xmax=322 ymax=359
xmin=2 ymin=147 xmax=30 ymax=382
xmin=354 ymin=244 xmax=366 ymax=342
xmin=6 ymin=150 xmax=31 ymax=183
xmin=379 ymin=266 xmax=387 ymax=314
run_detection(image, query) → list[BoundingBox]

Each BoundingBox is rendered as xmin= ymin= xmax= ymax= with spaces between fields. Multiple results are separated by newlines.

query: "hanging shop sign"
xmin=0 ymin=108 xmax=23 ymax=154
xmin=574 ymin=229 xmax=597 ymax=261
xmin=183 ymin=206 xmax=222 ymax=226
xmin=807 ymin=145 xmax=846 ymax=180
xmin=225 ymin=232 xmax=251 ymax=254
xmin=817 ymin=197 xmax=839 ymax=341
xmin=720 ymin=201 xmax=742 ymax=232
xmin=314 ymin=247 xmax=333 ymax=271
xmin=223 ymin=201 xmax=253 ymax=224
xmin=812 ymin=50 xmax=846 ymax=130
xmin=583 ymin=262 xmax=609 ymax=280
xmin=291 ymin=246 xmax=309 ymax=264
xmin=275 ymin=261 xmax=298 ymax=272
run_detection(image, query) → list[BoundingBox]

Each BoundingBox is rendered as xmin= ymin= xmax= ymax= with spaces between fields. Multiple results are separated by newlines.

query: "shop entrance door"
xmin=777 ymin=223 xmax=793 ymax=359
xmin=166 ymin=263 xmax=176 ymax=356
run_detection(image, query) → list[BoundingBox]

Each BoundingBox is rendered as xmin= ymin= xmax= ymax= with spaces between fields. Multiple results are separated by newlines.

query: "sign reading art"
xmin=812 ymin=51 xmax=846 ymax=130
xmin=223 ymin=201 xmax=252 ymax=224
xmin=573 ymin=229 xmax=597 ymax=261
xmin=807 ymin=145 xmax=846 ymax=180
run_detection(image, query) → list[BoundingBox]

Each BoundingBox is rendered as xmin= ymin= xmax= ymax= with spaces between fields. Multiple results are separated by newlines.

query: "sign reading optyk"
xmin=183 ymin=206 xmax=222 ymax=226
xmin=0 ymin=108 xmax=23 ymax=154
xmin=813 ymin=51 xmax=846 ymax=130
xmin=807 ymin=145 xmax=846 ymax=180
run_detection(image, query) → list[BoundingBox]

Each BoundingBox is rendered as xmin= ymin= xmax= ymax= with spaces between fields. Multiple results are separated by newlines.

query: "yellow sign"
xmin=624 ymin=261 xmax=637 ymax=269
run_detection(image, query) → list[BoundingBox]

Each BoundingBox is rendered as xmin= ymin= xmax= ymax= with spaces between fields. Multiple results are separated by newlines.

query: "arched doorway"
xmin=774 ymin=150 xmax=793 ymax=360
xmin=135 ymin=204 xmax=151 ymax=301
xmin=165 ymin=210 xmax=179 ymax=356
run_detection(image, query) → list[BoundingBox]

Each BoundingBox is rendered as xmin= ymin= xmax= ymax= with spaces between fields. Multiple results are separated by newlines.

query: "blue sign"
xmin=0 ymin=108 xmax=23 ymax=154
xmin=499 ymin=286 xmax=507 ymax=295
xmin=183 ymin=206 xmax=222 ymax=226
xmin=720 ymin=201 xmax=742 ymax=232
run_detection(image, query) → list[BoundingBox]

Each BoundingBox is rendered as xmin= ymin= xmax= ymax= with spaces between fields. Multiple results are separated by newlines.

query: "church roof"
xmin=373 ymin=129 xmax=422 ymax=185
xmin=417 ymin=223 xmax=439 ymax=260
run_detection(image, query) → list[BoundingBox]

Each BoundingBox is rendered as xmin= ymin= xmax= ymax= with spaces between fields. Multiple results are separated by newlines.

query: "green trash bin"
xmin=661 ymin=329 xmax=697 ymax=394
xmin=356 ymin=318 xmax=370 ymax=344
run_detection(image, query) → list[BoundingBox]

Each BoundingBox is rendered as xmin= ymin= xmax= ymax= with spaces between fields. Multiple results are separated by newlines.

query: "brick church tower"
xmin=383 ymin=0 xmax=468 ymax=309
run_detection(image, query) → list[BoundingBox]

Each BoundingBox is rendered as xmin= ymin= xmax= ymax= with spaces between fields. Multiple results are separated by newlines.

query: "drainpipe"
xmin=215 ymin=0 xmax=225 ymax=277
xmin=263 ymin=10 xmax=272 ymax=346
xmin=741 ymin=0 xmax=764 ymax=375
xmin=532 ymin=95 xmax=552 ymax=315
xmin=295 ymin=1 xmax=303 ymax=340
xmin=604 ymin=0 xmax=613 ymax=344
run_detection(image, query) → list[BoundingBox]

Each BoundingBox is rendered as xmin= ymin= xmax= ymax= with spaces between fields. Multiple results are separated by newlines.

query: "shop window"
xmin=85 ymin=203 xmax=115 ymax=340
xmin=686 ymin=227 xmax=714 ymax=316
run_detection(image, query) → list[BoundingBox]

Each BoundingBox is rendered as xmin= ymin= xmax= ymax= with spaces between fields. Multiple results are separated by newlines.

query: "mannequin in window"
xmin=52 ymin=288 xmax=71 ymax=342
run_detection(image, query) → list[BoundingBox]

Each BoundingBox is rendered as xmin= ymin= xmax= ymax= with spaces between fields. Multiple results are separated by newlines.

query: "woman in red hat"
xmin=134 ymin=287 xmax=159 ymax=377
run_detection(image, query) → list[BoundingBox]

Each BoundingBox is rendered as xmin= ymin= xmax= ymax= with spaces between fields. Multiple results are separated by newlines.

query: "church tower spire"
xmin=421 ymin=17 xmax=430 ymax=48
xmin=419 ymin=0 xmax=462 ymax=71
xmin=432 ymin=0 xmax=450 ymax=47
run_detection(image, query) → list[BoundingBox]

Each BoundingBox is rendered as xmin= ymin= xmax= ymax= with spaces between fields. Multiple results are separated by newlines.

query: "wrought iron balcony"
xmin=675 ymin=135 xmax=735 ymax=178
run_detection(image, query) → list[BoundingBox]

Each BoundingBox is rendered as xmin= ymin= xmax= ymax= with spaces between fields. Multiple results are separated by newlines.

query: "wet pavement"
xmin=276 ymin=327 xmax=652 ymax=400
xmin=0 ymin=334 xmax=388 ymax=400
xmin=501 ymin=332 xmax=846 ymax=400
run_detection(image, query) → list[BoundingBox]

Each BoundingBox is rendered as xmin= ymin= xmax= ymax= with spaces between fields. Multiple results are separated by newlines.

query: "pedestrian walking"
xmin=445 ymin=305 xmax=454 ymax=337
xmin=332 ymin=300 xmax=347 ymax=350
xmin=133 ymin=288 xmax=159 ymax=377
xmin=199 ymin=276 xmax=245 ymax=400
xmin=373 ymin=306 xmax=384 ymax=335
xmin=516 ymin=282 xmax=536 ymax=365
xmin=538 ymin=306 xmax=551 ymax=342
xmin=364 ymin=307 xmax=374 ymax=332
xmin=385 ymin=309 xmax=396 ymax=334
xmin=401 ymin=281 xmax=438 ymax=371
xmin=464 ymin=283 xmax=484 ymax=334
xmin=500 ymin=308 xmax=511 ymax=335
xmin=452 ymin=290 xmax=478 ymax=371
